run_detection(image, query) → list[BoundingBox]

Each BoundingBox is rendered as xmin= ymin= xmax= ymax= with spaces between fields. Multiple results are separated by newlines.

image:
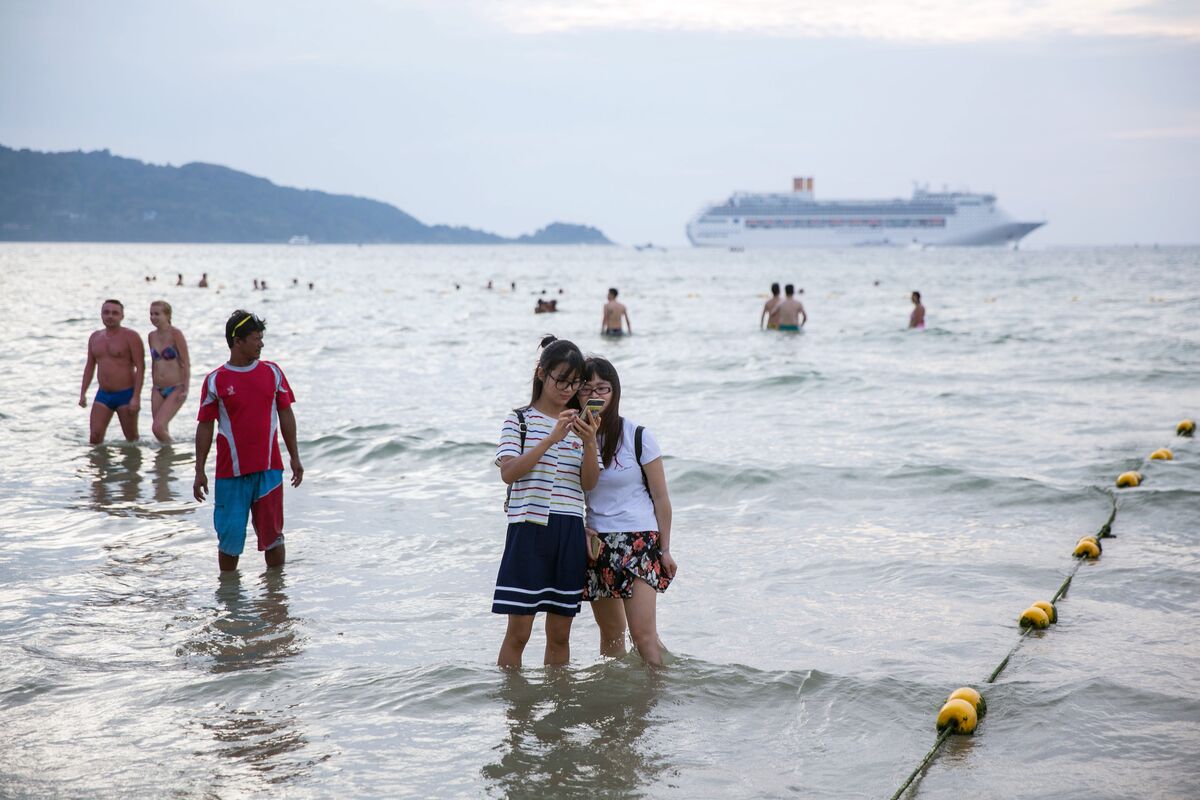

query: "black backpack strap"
xmin=515 ymin=407 xmax=528 ymax=452
xmin=504 ymin=407 xmax=530 ymax=513
xmin=635 ymin=425 xmax=651 ymax=496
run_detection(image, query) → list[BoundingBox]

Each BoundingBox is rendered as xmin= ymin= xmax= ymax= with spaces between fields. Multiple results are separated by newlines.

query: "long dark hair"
xmin=528 ymin=335 xmax=585 ymax=410
xmin=584 ymin=356 xmax=623 ymax=468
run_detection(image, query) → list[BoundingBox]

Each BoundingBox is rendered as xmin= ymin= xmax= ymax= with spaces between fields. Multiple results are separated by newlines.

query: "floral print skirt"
xmin=583 ymin=530 xmax=672 ymax=600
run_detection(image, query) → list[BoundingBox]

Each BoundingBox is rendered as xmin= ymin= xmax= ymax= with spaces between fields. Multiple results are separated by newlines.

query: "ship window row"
xmin=717 ymin=204 xmax=954 ymax=216
xmin=740 ymin=217 xmax=947 ymax=229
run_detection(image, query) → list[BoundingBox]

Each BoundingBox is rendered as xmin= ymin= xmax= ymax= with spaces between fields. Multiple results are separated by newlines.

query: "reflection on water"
xmin=483 ymin=664 xmax=670 ymax=799
xmin=202 ymin=704 xmax=312 ymax=783
xmin=84 ymin=444 xmax=143 ymax=516
xmin=182 ymin=571 xmax=313 ymax=783
xmin=195 ymin=570 xmax=303 ymax=674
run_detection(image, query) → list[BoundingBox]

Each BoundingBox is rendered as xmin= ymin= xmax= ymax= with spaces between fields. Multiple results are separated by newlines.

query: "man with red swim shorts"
xmin=193 ymin=310 xmax=305 ymax=572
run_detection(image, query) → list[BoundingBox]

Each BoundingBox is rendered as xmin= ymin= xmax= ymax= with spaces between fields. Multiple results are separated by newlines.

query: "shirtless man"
xmin=909 ymin=291 xmax=926 ymax=329
xmin=79 ymin=299 xmax=144 ymax=444
xmin=775 ymin=284 xmax=807 ymax=332
xmin=760 ymin=282 xmax=782 ymax=330
xmin=601 ymin=288 xmax=631 ymax=336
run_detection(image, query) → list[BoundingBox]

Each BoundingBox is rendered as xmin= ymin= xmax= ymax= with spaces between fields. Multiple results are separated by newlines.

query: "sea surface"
xmin=1 ymin=243 xmax=1198 ymax=799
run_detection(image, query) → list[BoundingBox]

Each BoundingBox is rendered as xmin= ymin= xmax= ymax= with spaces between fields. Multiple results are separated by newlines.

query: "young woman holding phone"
xmin=579 ymin=357 xmax=677 ymax=667
xmin=493 ymin=336 xmax=601 ymax=668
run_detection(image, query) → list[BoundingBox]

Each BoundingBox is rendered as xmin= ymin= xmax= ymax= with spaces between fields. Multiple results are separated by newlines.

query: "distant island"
xmin=0 ymin=145 xmax=612 ymax=245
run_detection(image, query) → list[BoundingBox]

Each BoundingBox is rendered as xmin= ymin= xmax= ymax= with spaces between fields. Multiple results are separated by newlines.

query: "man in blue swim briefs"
xmin=79 ymin=299 xmax=144 ymax=444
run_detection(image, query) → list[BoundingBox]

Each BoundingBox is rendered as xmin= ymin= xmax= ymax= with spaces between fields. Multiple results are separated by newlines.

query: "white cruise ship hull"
xmin=687 ymin=183 xmax=1045 ymax=248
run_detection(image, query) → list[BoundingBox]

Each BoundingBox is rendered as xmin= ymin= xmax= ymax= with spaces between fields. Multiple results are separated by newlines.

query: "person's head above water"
xmin=529 ymin=334 xmax=584 ymax=410
xmin=608 ymin=288 xmax=618 ymax=299
xmin=785 ymin=284 xmax=795 ymax=297
xmin=770 ymin=282 xmax=780 ymax=296
xmin=225 ymin=309 xmax=266 ymax=354
xmin=912 ymin=291 xmax=921 ymax=303
xmin=581 ymin=356 xmax=623 ymax=468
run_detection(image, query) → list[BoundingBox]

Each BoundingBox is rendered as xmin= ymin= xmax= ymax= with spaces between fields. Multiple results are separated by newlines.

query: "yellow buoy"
xmin=1073 ymin=538 xmax=1101 ymax=559
xmin=1031 ymin=600 xmax=1057 ymax=624
xmin=1115 ymin=471 xmax=1142 ymax=488
xmin=936 ymin=698 xmax=978 ymax=734
xmin=1019 ymin=606 xmax=1050 ymax=629
xmin=1178 ymin=419 xmax=1195 ymax=437
xmin=1150 ymin=449 xmax=1173 ymax=461
xmin=947 ymin=687 xmax=987 ymax=718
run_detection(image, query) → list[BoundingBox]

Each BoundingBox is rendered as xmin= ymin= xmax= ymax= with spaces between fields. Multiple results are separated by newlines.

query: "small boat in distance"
xmin=687 ymin=177 xmax=1044 ymax=248
xmin=288 ymin=234 xmax=311 ymax=245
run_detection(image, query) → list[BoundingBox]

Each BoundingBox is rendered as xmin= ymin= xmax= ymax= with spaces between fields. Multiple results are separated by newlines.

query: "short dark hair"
xmin=608 ymin=287 xmax=618 ymax=297
xmin=912 ymin=291 xmax=921 ymax=301
xmin=225 ymin=309 xmax=266 ymax=348
xmin=102 ymin=298 xmax=123 ymax=309
xmin=770 ymin=283 xmax=780 ymax=294
xmin=785 ymin=284 xmax=795 ymax=296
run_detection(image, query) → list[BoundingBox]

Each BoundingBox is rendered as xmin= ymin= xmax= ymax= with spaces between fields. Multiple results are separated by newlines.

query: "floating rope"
xmin=889 ymin=418 xmax=1190 ymax=799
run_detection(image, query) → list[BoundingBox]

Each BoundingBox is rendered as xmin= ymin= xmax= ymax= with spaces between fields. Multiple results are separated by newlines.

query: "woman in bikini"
xmin=147 ymin=300 xmax=190 ymax=443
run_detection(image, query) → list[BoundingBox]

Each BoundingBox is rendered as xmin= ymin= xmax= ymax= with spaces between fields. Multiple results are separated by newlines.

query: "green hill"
xmin=0 ymin=145 xmax=611 ymax=245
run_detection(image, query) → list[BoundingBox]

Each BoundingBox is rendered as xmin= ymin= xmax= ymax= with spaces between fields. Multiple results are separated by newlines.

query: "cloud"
xmin=486 ymin=0 xmax=1200 ymax=42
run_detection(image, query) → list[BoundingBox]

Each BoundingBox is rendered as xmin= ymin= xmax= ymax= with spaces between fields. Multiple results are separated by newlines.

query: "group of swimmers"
xmin=760 ymin=283 xmax=808 ymax=331
xmin=760 ymin=282 xmax=927 ymax=330
xmin=494 ymin=335 xmax=675 ymax=667
xmin=81 ymin=300 xmax=303 ymax=572
xmin=80 ymin=299 xmax=191 ymax=445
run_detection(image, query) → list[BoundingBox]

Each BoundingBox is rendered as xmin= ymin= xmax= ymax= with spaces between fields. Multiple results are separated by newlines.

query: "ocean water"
xmin=0 ymin=243 xmax=1198 ymax=799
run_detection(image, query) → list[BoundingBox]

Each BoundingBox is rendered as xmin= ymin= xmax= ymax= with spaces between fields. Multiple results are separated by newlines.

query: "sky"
xmin=2 ymin=0 xmax=1198 ymax=245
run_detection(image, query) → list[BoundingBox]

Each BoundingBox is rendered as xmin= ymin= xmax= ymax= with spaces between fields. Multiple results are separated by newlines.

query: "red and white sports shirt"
xmin=197 ymin=360 xmax=296 ymax=478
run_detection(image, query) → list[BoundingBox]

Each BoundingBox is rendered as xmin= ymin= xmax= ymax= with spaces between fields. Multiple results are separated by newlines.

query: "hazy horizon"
xmin=2 ymin=1 xmax=1198 ymax=246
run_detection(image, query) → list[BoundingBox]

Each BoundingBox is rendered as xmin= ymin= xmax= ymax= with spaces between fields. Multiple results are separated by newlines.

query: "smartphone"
xmin=584 ymin=398 xmax=604 ymax=419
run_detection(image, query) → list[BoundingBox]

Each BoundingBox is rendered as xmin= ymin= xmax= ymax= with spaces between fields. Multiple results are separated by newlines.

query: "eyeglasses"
xmin=579 ymin=384 xmax=612 ymax=396
xmin=548 ymin=374 xmax=584 ymax=391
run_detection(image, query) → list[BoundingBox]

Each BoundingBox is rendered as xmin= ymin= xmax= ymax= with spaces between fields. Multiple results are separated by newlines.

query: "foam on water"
xmin=1 ymin=243 xmax=1198 ymax=798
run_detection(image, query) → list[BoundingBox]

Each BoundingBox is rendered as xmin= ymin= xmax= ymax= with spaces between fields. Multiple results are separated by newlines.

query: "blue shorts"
xmin=214 ymin=469 xmax=285 ymax=556
xmin=95 ymin=386 xmax=134 ymax=410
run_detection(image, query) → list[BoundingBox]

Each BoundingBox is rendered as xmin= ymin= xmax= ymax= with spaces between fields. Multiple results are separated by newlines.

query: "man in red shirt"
xmin=193 ymin=310 xmax=304 ymax=572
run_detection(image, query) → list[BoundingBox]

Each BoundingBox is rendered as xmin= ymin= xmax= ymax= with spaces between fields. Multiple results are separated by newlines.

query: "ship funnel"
xmin=806 ymin=177 xmax=814 ymax=192
xmin=793 ymin=177 xmax=805 ymax=192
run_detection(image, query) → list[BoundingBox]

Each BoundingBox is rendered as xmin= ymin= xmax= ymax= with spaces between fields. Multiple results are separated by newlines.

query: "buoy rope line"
xmin=888 ymin=418 xmax=1194 ymax=800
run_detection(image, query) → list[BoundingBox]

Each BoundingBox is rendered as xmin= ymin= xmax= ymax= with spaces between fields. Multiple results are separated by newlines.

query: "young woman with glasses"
xmin=492 ymin=335 xmax=601 ymax=668
xmin=578 ymin=357 xmax=677 ymax=667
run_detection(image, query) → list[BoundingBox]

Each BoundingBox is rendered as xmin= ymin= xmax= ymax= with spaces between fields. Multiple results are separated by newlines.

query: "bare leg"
xmin=265 ymin=542 xmax=286 ymax=568
xmin=623 ymin=579 xmax=664 ymax=667
xmin=499 ymin=614 xmax=534 ymax=668
xmin=543 ymin=613 xmax=574 ymax=666
xmin=590 ymin=597 xmax=629 ymax=657
xmin=89 ymin=402 xmax=115 ymax=444
xmin=115 ymin=404 xmax=139 ymax=441
xmin=151 ymin=387 xmax=187 ymax=443
xmin=218 ymin=551 xmax=239 ymax=572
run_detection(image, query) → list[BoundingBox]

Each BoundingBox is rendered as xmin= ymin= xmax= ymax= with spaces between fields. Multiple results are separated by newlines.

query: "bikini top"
xmin=151 ymin=345 xmax=179 ymax=361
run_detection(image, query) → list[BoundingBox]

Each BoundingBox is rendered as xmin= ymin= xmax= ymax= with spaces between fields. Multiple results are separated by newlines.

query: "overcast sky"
xmin=2 ymin=0 xmax=1198 ymax=245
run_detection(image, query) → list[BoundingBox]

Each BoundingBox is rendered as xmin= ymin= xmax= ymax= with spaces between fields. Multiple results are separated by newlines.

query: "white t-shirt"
xmin=586 ymin=418 xmax=662 ymax=533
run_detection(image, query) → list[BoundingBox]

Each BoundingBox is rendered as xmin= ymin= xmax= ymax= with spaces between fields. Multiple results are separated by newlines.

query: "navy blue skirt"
xmin=492 ymin=513 xmax=587 ymax=617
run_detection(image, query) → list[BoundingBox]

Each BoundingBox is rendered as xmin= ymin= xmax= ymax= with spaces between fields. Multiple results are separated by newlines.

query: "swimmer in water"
xmin=761 ymin=282 xmax=782 ymax=330
xmin=601 ymin=288 xmax=631 ymax=336
xmin=148 ymin=300 xmax=191 ymax=443
xmin=79 ymin=299 xmax=144 ymax=444
xmin=909 ymin=291 xmax=925 ymax=329
xmin=775 ymin=284 xmax=807 ymax=331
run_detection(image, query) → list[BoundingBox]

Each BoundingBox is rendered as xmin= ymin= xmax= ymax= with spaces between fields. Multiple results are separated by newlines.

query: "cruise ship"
xmin=687 ymin=177 xmax=1044 ymax=248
